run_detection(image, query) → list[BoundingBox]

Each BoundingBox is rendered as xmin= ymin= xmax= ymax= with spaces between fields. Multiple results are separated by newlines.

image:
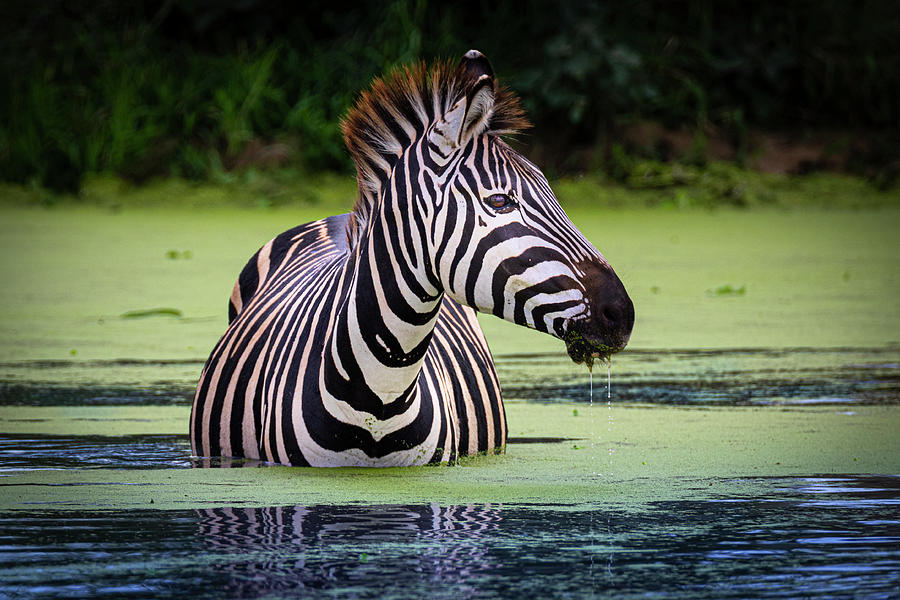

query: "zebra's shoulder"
xmin=228 ymin=213 xmax=351 ymax=322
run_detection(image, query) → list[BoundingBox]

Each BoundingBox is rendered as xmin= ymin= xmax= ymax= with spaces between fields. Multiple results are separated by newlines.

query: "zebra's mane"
xmin=341 ymin=58 xmax=529 ymax=247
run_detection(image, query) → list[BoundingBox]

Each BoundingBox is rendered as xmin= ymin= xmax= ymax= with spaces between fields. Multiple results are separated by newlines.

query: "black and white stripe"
xmin=191 ymin=51 xmax=633 ymax=466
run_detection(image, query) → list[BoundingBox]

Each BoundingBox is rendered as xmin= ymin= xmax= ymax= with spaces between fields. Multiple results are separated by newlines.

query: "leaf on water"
xmin=120 ymin=308 xmax=183 ymax=319
xmin=707 ymin=284 xmax=746 ymax=297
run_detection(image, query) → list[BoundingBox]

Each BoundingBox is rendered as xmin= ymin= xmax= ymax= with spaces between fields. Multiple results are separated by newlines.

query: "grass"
xmin=0 ymin=169 xmax=359 ymax=211
xmin=552 ymin=162 xmax=900 ymax=210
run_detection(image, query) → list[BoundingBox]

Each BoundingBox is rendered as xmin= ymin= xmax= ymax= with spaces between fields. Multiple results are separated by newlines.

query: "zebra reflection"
xmin=197 ymin=504 xmax=501 ymax=596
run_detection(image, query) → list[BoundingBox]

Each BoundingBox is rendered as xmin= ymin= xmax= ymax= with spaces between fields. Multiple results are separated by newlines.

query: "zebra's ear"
xmin=429 ymin=51 xmax=496 ymax=155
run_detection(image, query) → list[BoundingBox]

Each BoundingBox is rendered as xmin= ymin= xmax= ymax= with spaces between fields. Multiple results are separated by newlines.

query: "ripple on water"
xmin=0 ymin=475 xmax=898 ymax=599
xmin=0 ymin=434 xmax=192 ymax=471
xmin=498 ymin=347 xmax=900 ymax=406
xmin=0 ymin=349 xmax=897 ymax=597
xmin=2 ymin=348 xmax=899 ymax=407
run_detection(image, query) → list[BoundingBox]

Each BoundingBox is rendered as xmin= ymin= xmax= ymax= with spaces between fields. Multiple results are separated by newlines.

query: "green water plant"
xmin=120 ymin=308 xmax=183 ymax=319
xmin=708 ymin=285 xmax=746 ymax=297
xmin=564 ymin=330 xmax=616 ymax=369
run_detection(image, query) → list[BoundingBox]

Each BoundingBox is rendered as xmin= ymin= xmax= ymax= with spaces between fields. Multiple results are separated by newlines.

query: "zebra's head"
xmin=428 ymin=52 xmax=633 ymax=365
xmin=344 ymin=51 xmax=634 ymax=365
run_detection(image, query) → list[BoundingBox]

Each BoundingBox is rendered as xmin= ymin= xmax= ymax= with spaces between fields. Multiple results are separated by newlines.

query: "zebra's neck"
xmin=322 ymin=182 xmax=443 ymax=425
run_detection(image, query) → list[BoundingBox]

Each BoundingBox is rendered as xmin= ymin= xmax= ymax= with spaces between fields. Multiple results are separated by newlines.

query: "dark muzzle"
xmin=564 ymin=263 xmax=634 ymax=368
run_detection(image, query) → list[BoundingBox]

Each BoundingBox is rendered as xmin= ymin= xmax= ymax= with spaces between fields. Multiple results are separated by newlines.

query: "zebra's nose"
xmin=597 ymin=289 xmax=635 ymax=345
xmin=579 ymin=260 xmax=634 ymax=349
xmin=600 ymin=300 xmax=623 ymax=328
xmin=563 ymin=261 xmax=634 ymax=366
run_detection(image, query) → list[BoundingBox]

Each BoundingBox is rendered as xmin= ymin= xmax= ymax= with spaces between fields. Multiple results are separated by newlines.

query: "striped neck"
xmin=322 ymin=162 xmax=443 ymax=426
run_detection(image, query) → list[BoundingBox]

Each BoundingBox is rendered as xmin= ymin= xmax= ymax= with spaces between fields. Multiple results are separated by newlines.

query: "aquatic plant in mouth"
xmin=564 ymin=329 xmax=618 ymax=369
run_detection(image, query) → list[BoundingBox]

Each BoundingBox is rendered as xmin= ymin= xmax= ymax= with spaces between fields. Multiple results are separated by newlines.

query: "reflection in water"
xmin=1 ymin=476 xmax=898 ymax=599
xmin=197 ymin=504 xmax=500 ymax=598
xmin=1 ymin=348 xmax=898 ymax=597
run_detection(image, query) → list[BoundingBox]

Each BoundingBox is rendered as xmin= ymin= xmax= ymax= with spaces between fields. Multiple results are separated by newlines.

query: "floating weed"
xmin=707 ymin=284 xmax=746 ymax=297
xmin=120 ymin=308 xmax=183 ymax=319
xmin=165 ymin=250 xmax=193 ymax=260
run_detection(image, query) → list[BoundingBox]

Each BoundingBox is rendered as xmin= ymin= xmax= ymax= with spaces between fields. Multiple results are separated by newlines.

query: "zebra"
xmin=191 ymin=50 xmax=634 ymax=467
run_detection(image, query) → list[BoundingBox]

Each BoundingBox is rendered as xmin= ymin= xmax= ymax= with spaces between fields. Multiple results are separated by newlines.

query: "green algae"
xmin=707 ymin=284 xmax=746 ymax=297
xmin=563 ymin=329 xmax=616 ymax=368
xmin=483 ymin=206 xmax=900 ymax=354
xmin=1 ymin=205 xmax=898 ymax=362
xmin=1 ymin=402 xmax=897 ymax=511
xmin=1 ymin=197 xmax=898 ymax=513
xmin=120 ymin=307 xmax=184 ymax=319
xmin=0 ymin=405 xmax=188 ymax=436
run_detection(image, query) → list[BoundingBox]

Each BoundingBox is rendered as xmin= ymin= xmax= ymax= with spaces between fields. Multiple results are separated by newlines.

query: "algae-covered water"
xmin=3 ymin=476 xmax=899 ymax=599
xmin=1 ymin=205 xmax=899 ymax=598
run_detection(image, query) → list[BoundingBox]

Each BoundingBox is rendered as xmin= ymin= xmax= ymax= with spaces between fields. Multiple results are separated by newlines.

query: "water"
xmin=590 ymin=367 xmax=594 ymax=472
xmin=1 ymin=348 xmax=898 ymax=598
xmin=607 ymin=361 xmax=613 ymax=474
xmin=498 ymin=348 xmax=900 ymax=406
xmin=3 ymin=347 xmax=898 ymax=407
xmin=1 ymin=476 xmax=898 ymax=599
xmin=590 ymin=362 xmax=615 ymax=477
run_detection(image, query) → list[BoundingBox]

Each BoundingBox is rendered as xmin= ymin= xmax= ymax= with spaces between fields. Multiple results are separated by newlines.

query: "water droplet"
xmin=589 ymin=365 xmax=594 ymax=476
xmin=607 ymin=359 xmax=614 ymax=474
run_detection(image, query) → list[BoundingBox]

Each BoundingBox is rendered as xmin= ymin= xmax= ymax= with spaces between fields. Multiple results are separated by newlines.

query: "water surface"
xmin=3 ymin=347 xmax=897 ymax=407
xmin=1 ymin=348 xmax=899 ymax=597
xmin=2 ymin=476 xmax=898 ymax=599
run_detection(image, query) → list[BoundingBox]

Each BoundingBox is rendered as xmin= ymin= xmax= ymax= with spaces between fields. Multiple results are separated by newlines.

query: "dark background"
xmin=2 ymin=0 xmax=898 ymax=192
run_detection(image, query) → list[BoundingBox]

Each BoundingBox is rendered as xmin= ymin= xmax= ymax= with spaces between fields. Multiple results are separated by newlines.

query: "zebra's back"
xmin=192 ymin=213 xmax=506 ymax=466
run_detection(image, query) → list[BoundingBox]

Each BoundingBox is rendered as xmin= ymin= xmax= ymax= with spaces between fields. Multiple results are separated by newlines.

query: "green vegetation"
xmin=552 ymin=163 xmax=900 ymax=210
xmin=2 ymin=1 xmax=897 ymax=192
xmin=2 ymin=162 xmax=898 ymax=213
xmin=707 ymin=284 xmax=746 ymax=297
xmin=1 ymin=402 xmax=897 ymax=510
xmin=1 ymin=203 xmax=898 ymax=363
xmin=120 ymin=308 xmax=183 ymax=319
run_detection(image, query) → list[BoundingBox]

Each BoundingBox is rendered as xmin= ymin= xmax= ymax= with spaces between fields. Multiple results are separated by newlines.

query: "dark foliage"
xmin=1 ymin=0 xmax=897 ymax=192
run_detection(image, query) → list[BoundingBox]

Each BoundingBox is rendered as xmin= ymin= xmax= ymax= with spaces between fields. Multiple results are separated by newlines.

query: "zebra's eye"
xmin=484 ymin=193 xmax=516 ymax=213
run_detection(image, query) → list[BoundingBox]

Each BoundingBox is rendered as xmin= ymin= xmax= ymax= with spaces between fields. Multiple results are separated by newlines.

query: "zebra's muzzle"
xmin=564 ymin=266 xmax=634 ymax=368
